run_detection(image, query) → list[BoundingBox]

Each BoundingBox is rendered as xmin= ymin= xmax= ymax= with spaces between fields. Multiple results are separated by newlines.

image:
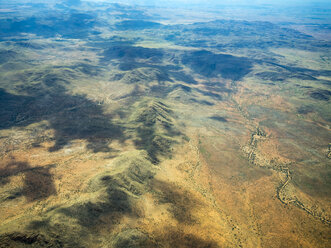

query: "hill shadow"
xmin=0 ymin=160 xmax=56 ymax=202
xmin=0 ymin=77 xmax=125 ymax=152
xmin=182 ymin=50 xmax=253 ymax=81
xmin=209 ymin=116 xmax=228 ymax=122
xmin=256 ymin=61 xmax=331 ymax=82
xmin=0 ymin=12 xmax=100 ymax=39
xmin=115 ymin=20 xmax=163 ymax=30
xmin=132 ymin=100 xmax=181 ymax=163
xmin=102 ymin=45 xmax=164 ymax=64
xmin=151 ymin=179 xmax=220 ymax=247
xmin=0 ymin=231 xmax=63 ymax=248
xmin=101 ymin=44 xmax=199 ymax=88
xmin=25 ymin=172 xmax=219 ymax=247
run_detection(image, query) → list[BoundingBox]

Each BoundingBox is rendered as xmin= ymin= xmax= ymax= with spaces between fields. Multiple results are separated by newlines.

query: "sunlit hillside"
xmin=0 ymin=1 xmax=330 ymax=247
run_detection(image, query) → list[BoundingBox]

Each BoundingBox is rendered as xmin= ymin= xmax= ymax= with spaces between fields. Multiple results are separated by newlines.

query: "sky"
xmin=1 ymin=0 xmax=330 ymax=7
xmin=85 ymin=0 xmax=331 ymax=6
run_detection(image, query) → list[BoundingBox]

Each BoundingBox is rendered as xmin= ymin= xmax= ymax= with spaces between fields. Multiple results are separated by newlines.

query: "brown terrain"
xmin=0 ymin=1 xmax=330 ymax=247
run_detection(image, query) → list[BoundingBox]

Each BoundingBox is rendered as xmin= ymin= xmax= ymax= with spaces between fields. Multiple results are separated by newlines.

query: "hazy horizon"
xmin=0 ymin=1 xmax=330 ymax=247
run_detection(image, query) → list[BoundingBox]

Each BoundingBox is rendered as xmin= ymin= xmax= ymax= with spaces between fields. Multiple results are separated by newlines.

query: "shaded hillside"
xmin=182 ymin=50 xmax=253 ymax=80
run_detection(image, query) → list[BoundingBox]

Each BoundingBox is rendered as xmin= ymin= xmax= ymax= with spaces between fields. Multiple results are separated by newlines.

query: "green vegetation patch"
xmin=130 ymin=99 xmax=181 ymax=163
xmin=111 ymin=229 xmax=155 ymax=248
xmin=25 ymin=151 xmax=156 ymax=247
xmin=0 ymin=232 xmax=62 ymax=248
xmin=88 ymin=150 xmax=156 ymax=196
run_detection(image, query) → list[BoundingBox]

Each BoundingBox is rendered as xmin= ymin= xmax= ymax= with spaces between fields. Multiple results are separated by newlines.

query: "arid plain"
xmin=0 ymin=1 xmax=330 ymax=247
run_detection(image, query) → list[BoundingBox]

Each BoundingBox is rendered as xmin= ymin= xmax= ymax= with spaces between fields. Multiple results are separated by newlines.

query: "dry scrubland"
xmin=0 ymin=1 xmax=330 ymax=247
